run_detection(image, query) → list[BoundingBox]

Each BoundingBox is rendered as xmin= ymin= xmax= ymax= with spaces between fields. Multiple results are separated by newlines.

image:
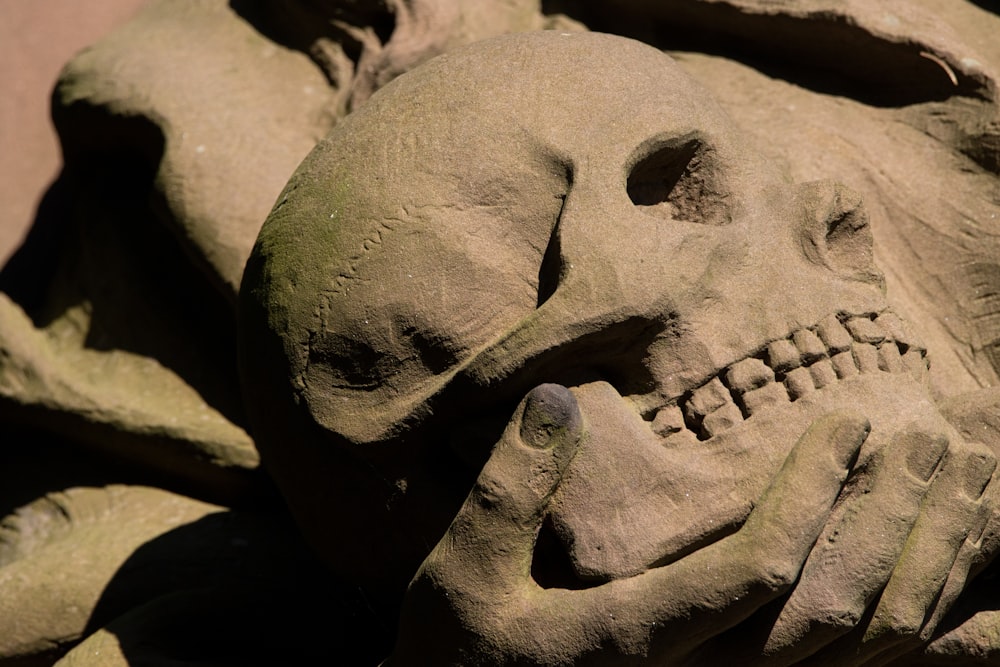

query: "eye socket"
xmin=626 ymin=136 xmax=730 ymax=226
xmin=308 ymin=320 xmax=462 ymax=393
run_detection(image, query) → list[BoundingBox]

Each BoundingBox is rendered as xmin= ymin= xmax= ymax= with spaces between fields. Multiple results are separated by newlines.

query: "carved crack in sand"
xmin=646 ymin=312 xmax=929 ymax=441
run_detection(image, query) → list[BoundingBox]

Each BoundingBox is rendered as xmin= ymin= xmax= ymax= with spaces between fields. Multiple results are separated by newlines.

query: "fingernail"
xmin=963 ymin=451 xmax=996 ymax=500
xmin=968 ymin=504 xmax=991 ymax=544
xmin=836 ymin=415 xmax=872 ymax=468
xmin=906 ymin=431 xmax=949 ymax=482
xmin=520 ymin=384 xmax=581 ymax=449
xmin=826 ymin=413 xmax=870 ymax=468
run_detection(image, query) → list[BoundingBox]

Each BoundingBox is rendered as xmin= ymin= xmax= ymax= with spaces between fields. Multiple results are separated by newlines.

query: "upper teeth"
xmin=649 ymin=312 xmax=928 ymax=440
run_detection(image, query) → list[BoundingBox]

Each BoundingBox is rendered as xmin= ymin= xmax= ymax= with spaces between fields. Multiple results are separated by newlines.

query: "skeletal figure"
xmin=241 ymin=31 xmax=1000 ymax=665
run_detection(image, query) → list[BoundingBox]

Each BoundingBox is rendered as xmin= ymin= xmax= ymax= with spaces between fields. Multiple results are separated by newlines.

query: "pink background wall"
xmin=0 ymin=1 xmax=149 ymax=265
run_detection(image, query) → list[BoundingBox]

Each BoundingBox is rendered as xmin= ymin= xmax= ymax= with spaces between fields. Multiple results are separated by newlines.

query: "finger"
xmin=866 ymin=443 xmax=995 ymax=638
xmin=534 ymin=412 xmax=868 ymax=664
xmin=854 ymin=543 xmax=984 ymax=667
xmin=736 ymin=412 xmax=868 ymax=564
xmin=758 ymin=422 xmax=950 ymax=665
xmin=920 ymin=449 xmax=1000 ymax=640
xmin=850 ymin=442 xmax=996 ymax=666
xmin=922 ymin=499 xmax=1000 ymax=636
xmin=430 ymin=383 xmax=583 ymax=591
xmin=790 ymin=443 xmax=995 ymax=667
xmin=921 ymin=609 xmax=1000 ymax=664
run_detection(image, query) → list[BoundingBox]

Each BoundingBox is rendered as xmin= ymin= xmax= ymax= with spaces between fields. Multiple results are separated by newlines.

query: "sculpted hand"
xmin=388 ymin=384 xmax=869 ymax=666
xmin=709 ymin=419 xmax=998 ymax=666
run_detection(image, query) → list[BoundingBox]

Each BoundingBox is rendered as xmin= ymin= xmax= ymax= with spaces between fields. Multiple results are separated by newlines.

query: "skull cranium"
xmin=240 ymin=30 xmax=940 ymax=591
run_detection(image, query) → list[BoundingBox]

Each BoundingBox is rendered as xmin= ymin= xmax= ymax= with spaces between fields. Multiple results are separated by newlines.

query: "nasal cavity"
xmin=803 ymin=181 xmax=884 ymax=288
xmin=626 ymin=138 xmax=730 ymax=226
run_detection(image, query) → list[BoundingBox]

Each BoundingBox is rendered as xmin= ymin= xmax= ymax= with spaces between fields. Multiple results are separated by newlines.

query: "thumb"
xmin=439 ymin=384 xmax=583 ymax=588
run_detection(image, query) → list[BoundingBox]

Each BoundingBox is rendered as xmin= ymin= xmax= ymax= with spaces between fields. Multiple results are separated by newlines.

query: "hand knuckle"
xmin=753 ymin=554 xmax=799 ymax=591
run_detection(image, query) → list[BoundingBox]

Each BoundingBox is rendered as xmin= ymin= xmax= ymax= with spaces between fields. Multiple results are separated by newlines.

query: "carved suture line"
xmin=330 ymin=218 xmax=400 ymax=296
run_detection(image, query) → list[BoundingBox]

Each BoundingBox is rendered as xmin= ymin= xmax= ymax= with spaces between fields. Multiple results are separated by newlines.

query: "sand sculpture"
xmin=2 ymin=1 xmax=1000 ymax=665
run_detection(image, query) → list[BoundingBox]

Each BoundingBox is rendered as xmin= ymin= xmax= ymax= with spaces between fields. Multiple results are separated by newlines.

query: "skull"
xmin=240 ymin=31 xmax=941 ymax=592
